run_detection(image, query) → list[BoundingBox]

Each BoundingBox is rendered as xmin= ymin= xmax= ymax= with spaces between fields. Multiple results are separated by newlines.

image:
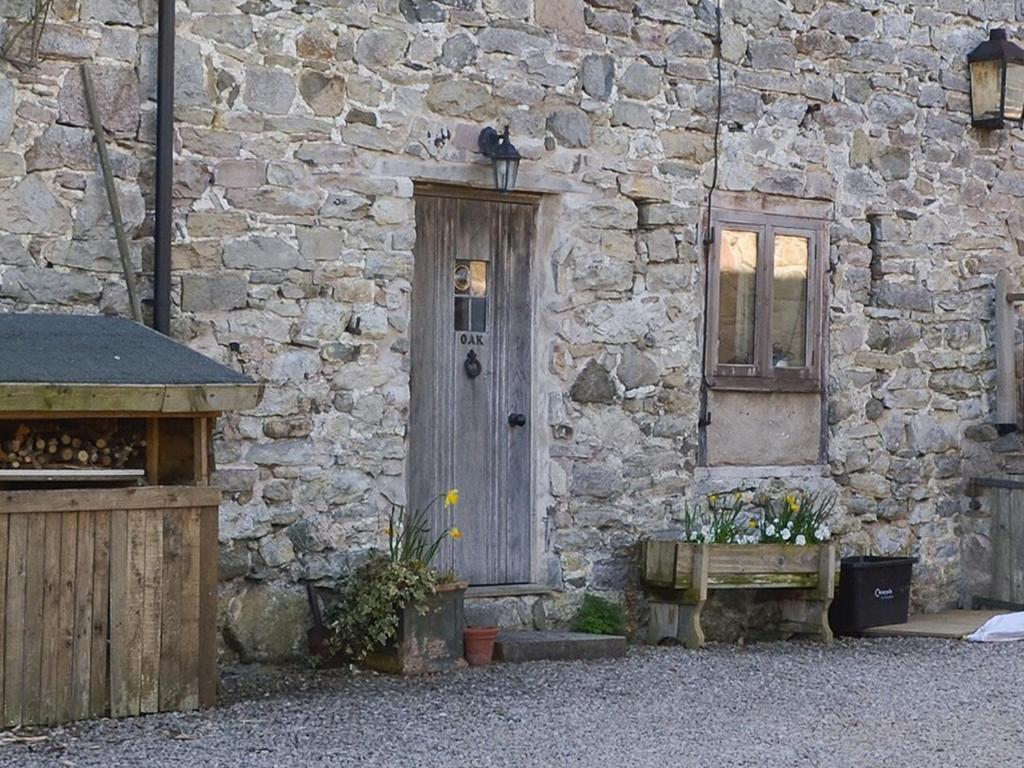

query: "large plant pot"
xmin=363 ymin=581 xmax=468 ymax=675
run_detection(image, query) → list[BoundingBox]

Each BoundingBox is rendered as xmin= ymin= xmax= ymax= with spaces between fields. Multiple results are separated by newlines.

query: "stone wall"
xmin=2 ymin=0 xmax=1024 ymax=659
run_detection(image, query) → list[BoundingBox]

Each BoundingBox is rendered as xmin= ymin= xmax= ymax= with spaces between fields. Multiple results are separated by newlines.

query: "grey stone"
xmin=570 ymin=465 xmax=623 ymax=498
xmin=581 ymin=54 xmax=614 ymax=100
xmin=192 ymin=14 xmax=254 ymax=48
xmin=611 ymin=102 xmax=653 ymax=129
xmin=243 ymin=67 xmax=297 ymax=115
xmin=494 ymin=631 xmax=627 ymax=663
xmin=259 ymin=533 xmax=296 ymax=567
xmin=619 ymin=61 xmax=662 ymax=100
xmin=224 ymin=237 xmax=302 ymax=270
xmin=182 ymin=274 xmax=249 ymax=312
xmin=47 ymin=238 xmax=143 ymax=272
xmin=0 ymin=76 xmax=11 ymax=145
xmin=0 ymin=235 xmax=32 ymax=266
xmin=214 ymin=159 xmax=265 ymax=188
xmin=299 ymin=70 xmax=347 ymax=117
xmin=400 ymin=0 xmax=446 ymax=22
xmin=296 ymin=21 xmax=337 ymax=59
xmin=0 ymin=175 xmax=71 ymax=235
xmin=874 ymin=148 xmax=912 ymax=181
xmin=618 ymin=347 xmax=658 ymax=390
xmin=297 ymin=227 xmax=342 ymax=261
xmin=81 ymin=0 xmax=142 ymax=25
xmin=438 ymin=33 xmax=478 ymax=69
xmin=219 ymin=544 xmax=251 ymax=581
xmin=425 ymin=80 xmax=492 ymax=117
xmin=74 ymin=174 xmax=145 ymax=238
xmin=570 ymin=359 xmax=617 ymax=404
xmin=354 ymin=29 xmax=408 ymax=69
xmin=58 ymin=65 xmax=140 ymax=134
xmin=0 ymin=267 xmax=101 ymax=304
xmin=223 ymin=584 xmax=307 ymax=662
xmin=546 ymin=108 xmax=591 ymax=148
xmin=876 ymin=282 xmax=934 ymax=312
xmin=748 ymin=39 xmax=797 ymax=72
xmin=477 ymin=27 xmax=551 ymax=55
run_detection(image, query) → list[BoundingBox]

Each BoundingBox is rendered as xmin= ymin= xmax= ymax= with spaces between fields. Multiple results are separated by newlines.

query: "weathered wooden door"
xmin=409 ymin=186 xmax=536 ymax=585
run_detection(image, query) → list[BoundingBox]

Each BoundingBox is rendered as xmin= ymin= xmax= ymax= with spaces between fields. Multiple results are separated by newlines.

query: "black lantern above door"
xmin=968 ymin=29 xmax=1024 ymax=129
xmin=478 ymin=126 xmax=522 ymax=193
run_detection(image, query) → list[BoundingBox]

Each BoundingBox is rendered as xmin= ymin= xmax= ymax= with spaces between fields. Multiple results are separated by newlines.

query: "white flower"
xmin=690 ymin=531 xmax=700 ymax=542
xmin=816 ymin=525 xmax=831 ymax=541
xmin=765 ymin=524 xmax=776 ymax=537
xmin=786 ymin=520 xmax=794 ymax=529
xmin=795 ymin=534 xmax=807 ymax=546
xmin=781 ymin=528 xmax=792 ymax=541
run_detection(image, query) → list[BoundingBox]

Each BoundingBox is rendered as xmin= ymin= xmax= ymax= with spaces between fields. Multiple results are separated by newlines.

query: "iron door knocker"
xmin=464 ymin=350 xmax=482 ymax=379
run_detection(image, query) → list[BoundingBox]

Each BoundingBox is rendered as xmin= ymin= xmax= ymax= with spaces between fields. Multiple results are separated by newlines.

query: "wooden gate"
xmin=970 ymin=478 xmax=1024 ymax=604
xmin=410 ymin=185 xmax=537 ymax=585
xmin=0 ymin=486 xmax=219 ymax=727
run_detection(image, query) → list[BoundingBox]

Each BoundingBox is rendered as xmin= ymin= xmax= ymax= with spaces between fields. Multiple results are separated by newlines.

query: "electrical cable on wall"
xmin=698 ymin=0 xmax=725 ymax=429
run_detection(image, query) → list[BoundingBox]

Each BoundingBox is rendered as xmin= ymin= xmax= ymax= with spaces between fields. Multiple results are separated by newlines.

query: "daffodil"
xmin=709 ymin=494 xmax=718 ymax=505
xmin=444 ymin=489 xmax=460 ymax=507
xmin=747 ymin=518 xmax=758 ymax=529
xmin=450 ymin=527 xmax=462 ymax=540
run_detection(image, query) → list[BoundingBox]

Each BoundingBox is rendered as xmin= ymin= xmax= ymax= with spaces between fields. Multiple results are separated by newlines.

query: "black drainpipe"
xmin=153 ymin=0 xmax=175 ymax=335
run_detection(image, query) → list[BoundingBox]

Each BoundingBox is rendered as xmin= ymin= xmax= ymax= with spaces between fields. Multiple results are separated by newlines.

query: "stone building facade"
xmin=2 ymin=0 xmax=1024 ymax=658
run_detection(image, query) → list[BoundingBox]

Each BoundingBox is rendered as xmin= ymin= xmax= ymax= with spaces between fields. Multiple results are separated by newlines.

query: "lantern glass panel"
xmin=971 ymin=59 xmax=1004 ymax=123
xmin=493 ymin=157 xmax=520 ymax=193
xmin=1004 ymin=61 xmax=1024 ymax=122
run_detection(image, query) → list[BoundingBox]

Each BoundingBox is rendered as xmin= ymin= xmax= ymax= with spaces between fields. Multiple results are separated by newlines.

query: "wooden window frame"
xmin=706 ymin=208 xmax=828 ymax=393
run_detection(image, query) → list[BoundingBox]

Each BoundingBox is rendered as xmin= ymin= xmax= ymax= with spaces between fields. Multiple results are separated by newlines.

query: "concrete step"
xmin=494 ymin=631 xmax=628 ymax=663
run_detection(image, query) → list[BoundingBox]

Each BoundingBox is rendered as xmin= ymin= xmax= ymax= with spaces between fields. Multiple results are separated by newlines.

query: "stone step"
xmin=493 ymin=631 xmax=628 ymax=663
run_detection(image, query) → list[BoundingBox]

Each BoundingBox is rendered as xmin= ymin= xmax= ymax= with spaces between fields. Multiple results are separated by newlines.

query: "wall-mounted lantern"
xmin=968 ymin=29 xmax=1024 ymax=129
xmin=478 ymin=126 xmax=521 ymax=193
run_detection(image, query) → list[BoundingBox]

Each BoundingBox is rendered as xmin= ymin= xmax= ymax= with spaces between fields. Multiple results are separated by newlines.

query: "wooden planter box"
xmin=0 ymin=486 xmax=220 ymax=727
xmin=363 ymin=581 xmax=468 ymax=675
xmin=641 ymin=540 xmax=836 ymax=649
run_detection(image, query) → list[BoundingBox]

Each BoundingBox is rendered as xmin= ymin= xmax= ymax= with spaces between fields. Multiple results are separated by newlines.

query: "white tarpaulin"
xmin=966 ymin=611 xmax=1024 ymax=642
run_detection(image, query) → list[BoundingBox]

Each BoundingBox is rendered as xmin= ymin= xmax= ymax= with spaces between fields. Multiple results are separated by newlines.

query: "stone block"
xmin=181 ymin=273 xmax=249 ymax=311
xmin=193 ymin=14 xmax=254 ymax=48
xmin=619 ymin=61 xmax=662 ymax=100
xmin=438 ymin=33 xmax=478 ymax=69
xmin=425 ymin=79 xmax=492 ymax=117
xmin=222 ymin=583 xmax=308 ymax=662
xmin=81 ymin=0 xmax=142 ymax=25
xmin=74 ymin=174 xmax=145 ymax=237
xmin=299 ymin=70 xmax=346 ymax=117
xmin=0 ymin=267 xmax=101 ymax=304
xmin=570 ymin=359 xmax=617 ymax=404
xmin=0 ymin=175 xmax=71 ymax=235
xmin=535 ymin=0 xmax=585 ymax=32
xmin=58 ymin=64 xmax=140 ymax=134
xmin=494 ymin=631 xmax=627 ymax=663
xmin=242 ymin=67 xmax=297 ymax=114
xmin=546 ymin=107 xmax=591 ymax=147
xmin=611 ymin=101 xmax=653 ymax=129
xmin=354 ymin=28 xmax=408 ymax=68
xmin=580 ymin=53 xmax=614 ymax=100
xmin=224 ymin=237 xmax=302 ymax=270
xmin=214 ymin=159 xmax=267 ymax=188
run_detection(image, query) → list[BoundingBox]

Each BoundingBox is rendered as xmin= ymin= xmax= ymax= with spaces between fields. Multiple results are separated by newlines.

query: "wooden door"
xmin=410 ymin=186 xmax=536 ymax=585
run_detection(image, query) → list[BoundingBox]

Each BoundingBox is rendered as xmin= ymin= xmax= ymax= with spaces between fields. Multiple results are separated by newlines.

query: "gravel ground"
xmin=2 ymin=638 xmax=1021 ymax=767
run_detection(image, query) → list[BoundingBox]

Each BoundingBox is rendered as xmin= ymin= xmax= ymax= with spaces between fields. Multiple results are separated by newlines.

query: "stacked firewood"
xmin=0 ymin=423 xmax=145 ymax=471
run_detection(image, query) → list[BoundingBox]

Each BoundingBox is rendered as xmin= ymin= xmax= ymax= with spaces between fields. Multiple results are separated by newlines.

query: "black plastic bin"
xmin=829 ymin=556 xmax=917 ymax=635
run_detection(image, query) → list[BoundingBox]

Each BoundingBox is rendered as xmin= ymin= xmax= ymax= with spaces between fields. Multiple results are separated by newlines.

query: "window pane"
xmin=717 ymin=230 xmax=758 ymax=365
xmin=454 ymin=296 xmax=470 ymax=331
xmin=772 ymin=235 xmax=809 ymax=368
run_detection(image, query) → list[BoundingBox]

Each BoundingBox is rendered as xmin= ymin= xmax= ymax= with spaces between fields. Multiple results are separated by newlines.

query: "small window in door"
xmin=454 ymin=261 xmax=487 ymax=333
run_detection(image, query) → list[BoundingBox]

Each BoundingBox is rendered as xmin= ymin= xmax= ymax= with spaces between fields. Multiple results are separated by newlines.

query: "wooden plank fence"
xmin=971 ymin=478 xmax=1024 ymax=604
xmin=0 ymin=486 xmax=220 ymax=727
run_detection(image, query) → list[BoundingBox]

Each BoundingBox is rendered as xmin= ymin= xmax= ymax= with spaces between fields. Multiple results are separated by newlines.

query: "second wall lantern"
xmin=968 ymin=29 xmax=1024 ymax=129
xmin=478 ymin=126 xmax=522 ymax=193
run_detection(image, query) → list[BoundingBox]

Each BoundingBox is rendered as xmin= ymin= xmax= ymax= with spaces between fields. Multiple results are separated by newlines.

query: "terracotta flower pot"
xmin=463 ymin=625 xmax=499 ymax=666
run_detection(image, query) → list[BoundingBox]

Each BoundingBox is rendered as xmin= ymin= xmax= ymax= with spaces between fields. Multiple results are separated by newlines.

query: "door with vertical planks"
xmin=410 ymin=186 xmax=536 ymax=585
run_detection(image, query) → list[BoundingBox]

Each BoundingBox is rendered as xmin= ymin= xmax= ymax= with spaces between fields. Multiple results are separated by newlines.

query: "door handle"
xmin=508 ymin=413 xmax=527 ymax=427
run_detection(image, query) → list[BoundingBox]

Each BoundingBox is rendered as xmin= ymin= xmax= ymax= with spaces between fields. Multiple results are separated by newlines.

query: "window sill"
xmin=707 ymin=378 xmax=821 ymax=394
xmin=695 ymin=465 xmax=831 ymax=482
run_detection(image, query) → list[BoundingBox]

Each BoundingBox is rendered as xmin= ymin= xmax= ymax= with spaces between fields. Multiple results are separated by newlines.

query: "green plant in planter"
xmin=572 ymin=593 xmax=626 ymax=636
xmin=327 ymin=490 xmax=461 ymax=662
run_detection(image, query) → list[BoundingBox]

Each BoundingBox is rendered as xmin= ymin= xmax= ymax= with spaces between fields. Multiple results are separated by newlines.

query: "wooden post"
xmin=680 ymin=543 xmax=709 ymax=649
xmin=996 ymin=270 xmax=1018 ymax=431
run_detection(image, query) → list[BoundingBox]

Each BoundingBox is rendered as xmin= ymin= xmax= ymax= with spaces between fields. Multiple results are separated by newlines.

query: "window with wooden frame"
xmin=706 ymin=208 xmax=827 ymax=392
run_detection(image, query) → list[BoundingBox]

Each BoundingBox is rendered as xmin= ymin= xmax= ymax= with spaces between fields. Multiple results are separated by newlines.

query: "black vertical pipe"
xmin=153 ymin=0 xmax=175 ymax=335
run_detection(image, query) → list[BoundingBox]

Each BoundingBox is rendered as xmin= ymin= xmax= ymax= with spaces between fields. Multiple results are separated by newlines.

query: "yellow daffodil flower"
xmin=747 ymin=519 xmax=758 ymax=529
xmin=709 ymin=494 xmax=718 ymax=505
xmin=450 ymin=527 xmax=462 ymax=540
xmin=445 ymin=489 xmax=460 ymax=507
